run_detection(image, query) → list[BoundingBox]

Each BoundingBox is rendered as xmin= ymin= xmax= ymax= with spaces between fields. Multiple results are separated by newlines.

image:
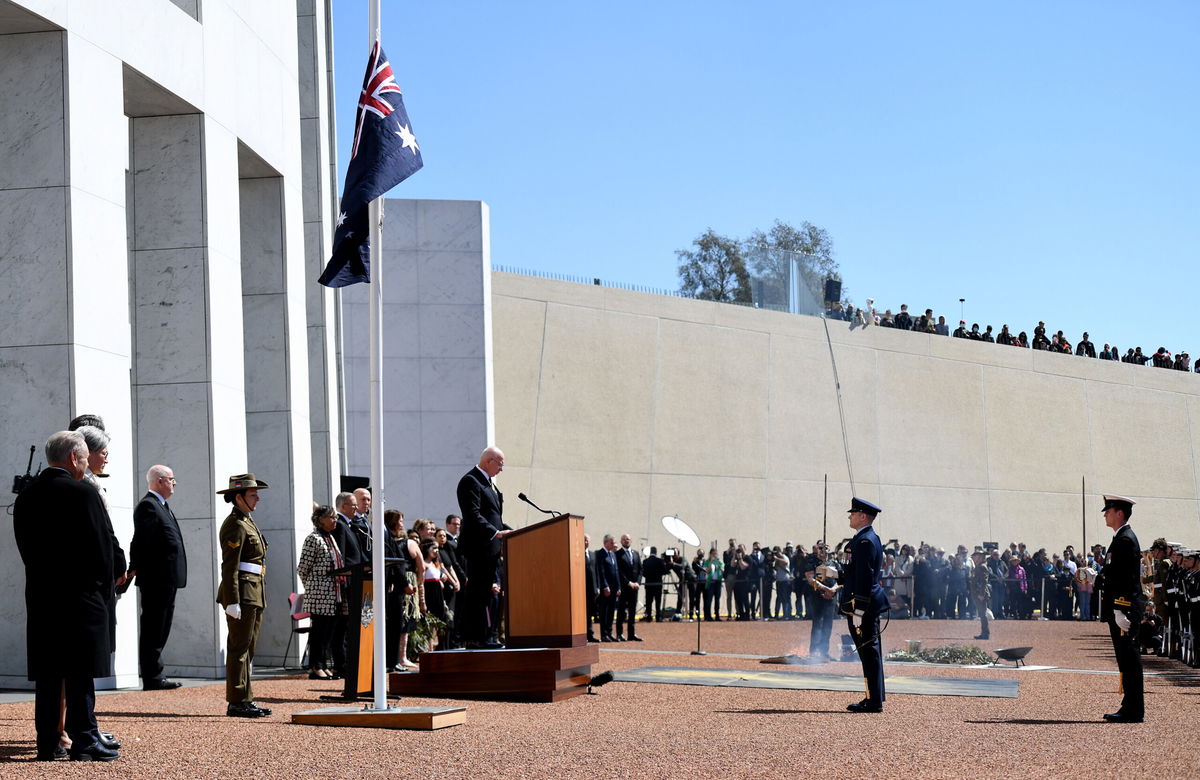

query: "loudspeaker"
xmin=340 ymin=474 xmax=370 ymax=493
xmin=824 ymin=278 xmax=842 ymax=302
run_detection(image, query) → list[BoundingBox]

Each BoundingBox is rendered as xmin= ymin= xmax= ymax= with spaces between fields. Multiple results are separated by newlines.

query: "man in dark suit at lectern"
xmin=456 ymin=446 xmax=512 ymax=649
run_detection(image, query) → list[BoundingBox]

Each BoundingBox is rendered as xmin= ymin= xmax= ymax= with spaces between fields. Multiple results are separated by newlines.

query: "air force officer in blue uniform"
xmin=839 ymin=497 xmax=888 ymax=713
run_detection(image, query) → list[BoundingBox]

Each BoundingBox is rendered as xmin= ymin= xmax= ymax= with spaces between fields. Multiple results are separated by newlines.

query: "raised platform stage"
xmin=389 ymin=645 xmax=600 ymax=702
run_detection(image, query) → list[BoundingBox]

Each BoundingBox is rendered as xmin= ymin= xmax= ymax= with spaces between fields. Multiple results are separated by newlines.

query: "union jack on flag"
xmin=319 ymin=41 xmax=423 ymax=288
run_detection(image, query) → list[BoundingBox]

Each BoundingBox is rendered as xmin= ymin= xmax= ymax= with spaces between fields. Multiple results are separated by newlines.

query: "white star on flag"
xmin=395 ymin=124 xmax=419 ymax=155
xmin=336 ymin=212 xmax=347 ymax=227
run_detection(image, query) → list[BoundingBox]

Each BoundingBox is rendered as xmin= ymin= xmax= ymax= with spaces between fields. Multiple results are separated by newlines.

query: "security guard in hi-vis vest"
xmin=216 ymin=474 xmax=271 ymax=718
xmin=1098 ymin=494 xmax=1145 ymax=723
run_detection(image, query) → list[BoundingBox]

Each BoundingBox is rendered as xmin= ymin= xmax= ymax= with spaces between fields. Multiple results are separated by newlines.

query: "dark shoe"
xmin=1103 ymin=711 xmax=1143 ymax=723
xmin=308 ymin=671 xmax=327 ymax=679
xmin=974 ymin=634 xmax=990 ymax=640
xmin=226 ymin=701 xmax=268 ymax=718
xmin=846 ymin=698 xmax=883 ymax=713
xmin=482 ymin=640 xmax=506 ymax=650
xmin=628 ymin=635 xmax=644 ymax=642
xmin=98 ymin=732 xmax=121 ymax=750
xmin=143 ymin=678 xmax=182 ymax=691
xmin=70 ymin=743 xmax=119 ymax=761
xmin=36 ymin=745 xmax=68 ymax=761
xmin=616 ymin=635 xmax=627 ymax=642
xmin=601 ymin=636 xmax=615 ymax=643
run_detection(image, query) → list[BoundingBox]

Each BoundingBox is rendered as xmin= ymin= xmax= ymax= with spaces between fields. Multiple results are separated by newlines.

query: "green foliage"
xmin=745 ymin=219 xmax=841 ymax=306
xmin=408 ymin=612 xmax=447 ymax=657
xmin=676 ymin=220 xmax=842 ymax=308
xmin=676 ymin=228 xmax=752 ymax=303
xmin=885 ymin=644 xmax=994 ymax=665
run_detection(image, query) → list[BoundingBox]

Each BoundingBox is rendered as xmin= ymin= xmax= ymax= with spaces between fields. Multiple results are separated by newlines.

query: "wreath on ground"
xmin=885 ymin=642 xmax=992 ymax=665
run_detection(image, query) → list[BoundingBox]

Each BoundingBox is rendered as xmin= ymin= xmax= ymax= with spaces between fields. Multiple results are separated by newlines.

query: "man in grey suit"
xmin=129 ymin=465 xmax=187 ymax=691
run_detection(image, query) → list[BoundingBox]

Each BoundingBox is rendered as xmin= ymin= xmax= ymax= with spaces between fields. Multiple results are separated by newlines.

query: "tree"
xmin=744 ymin=219 xmax=841 ymax=307
xmin=676 ymin=228 xmax=752 ymax=303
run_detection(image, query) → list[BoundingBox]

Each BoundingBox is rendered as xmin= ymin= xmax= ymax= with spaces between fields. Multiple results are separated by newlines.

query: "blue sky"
xmin=332 ymin=1 xmax=1198 ymax=356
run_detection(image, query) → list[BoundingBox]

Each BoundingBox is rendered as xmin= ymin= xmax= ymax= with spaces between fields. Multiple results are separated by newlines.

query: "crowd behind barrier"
xmin=826 ymin=301 xmax=1199 ymax=372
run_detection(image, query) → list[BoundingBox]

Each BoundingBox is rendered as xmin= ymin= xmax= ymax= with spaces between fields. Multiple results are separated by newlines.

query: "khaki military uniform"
xmin=217 ymin=507 xmax=267 ymax=704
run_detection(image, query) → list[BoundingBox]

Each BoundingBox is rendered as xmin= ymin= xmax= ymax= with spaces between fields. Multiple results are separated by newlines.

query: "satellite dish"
xmin=661 ymin=515 xmax=700 ymax=547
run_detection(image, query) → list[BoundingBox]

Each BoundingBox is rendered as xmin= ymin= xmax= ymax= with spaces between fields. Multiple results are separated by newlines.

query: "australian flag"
xmin=318 ymin=41 xmax=423 ymax=287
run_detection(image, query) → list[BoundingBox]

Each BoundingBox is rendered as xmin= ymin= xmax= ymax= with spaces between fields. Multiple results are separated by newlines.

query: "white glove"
xmin=1114 ymin=610 xmax=1131 ymax=632
xmin=225 ymin=604 xmax=242 ymax=620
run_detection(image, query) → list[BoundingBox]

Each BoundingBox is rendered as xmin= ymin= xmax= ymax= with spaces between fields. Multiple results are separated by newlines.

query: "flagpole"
xmin=368 ymin=0 xmax=388 ymax=714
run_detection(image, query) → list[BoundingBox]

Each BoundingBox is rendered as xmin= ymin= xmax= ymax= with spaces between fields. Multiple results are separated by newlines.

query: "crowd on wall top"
xmin=826 ymin=301 xmax=1198 ymax=372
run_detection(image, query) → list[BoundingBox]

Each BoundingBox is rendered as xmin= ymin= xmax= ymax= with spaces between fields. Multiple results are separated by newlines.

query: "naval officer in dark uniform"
xmin=839 ymin=497 xmax=889 ymax=713
xmin=215 ymin=474 xmax=272 ymax=718
xmin=1098 ymin=494 xmax=1145 ymax=723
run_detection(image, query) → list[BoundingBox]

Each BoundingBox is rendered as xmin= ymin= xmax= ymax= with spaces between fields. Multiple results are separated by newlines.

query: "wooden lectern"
xmin=389 ymin=513 xmax=600 ymax=702
xmin=505 ymin=513 xmax=587 ymax=649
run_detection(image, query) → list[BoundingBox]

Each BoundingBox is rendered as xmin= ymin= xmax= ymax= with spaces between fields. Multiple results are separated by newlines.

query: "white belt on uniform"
xmin=238 ymin=562 xmax=263 ymax=574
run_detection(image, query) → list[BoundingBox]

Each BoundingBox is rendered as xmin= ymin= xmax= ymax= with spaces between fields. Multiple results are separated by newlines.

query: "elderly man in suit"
xmin=129 ymin=464 xmax=187 ymax=691
xmin=14 ymin=431 xmax=118 ymax=761
xmin=456 ymin=446 xmax=512 ymax=649
xmin=595 ymin=534 xmax=621 ymax=641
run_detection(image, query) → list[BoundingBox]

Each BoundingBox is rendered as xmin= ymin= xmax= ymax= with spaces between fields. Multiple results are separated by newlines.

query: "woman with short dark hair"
xmin=297 ymin=505 xmax=344 ymax=679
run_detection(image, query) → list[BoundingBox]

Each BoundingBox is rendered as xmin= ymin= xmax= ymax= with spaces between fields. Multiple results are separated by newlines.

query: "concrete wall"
xmin=491 ymin=272 xmax=1200 ymax=554
xmin=341 ymin=199 xmax=493 ymax=521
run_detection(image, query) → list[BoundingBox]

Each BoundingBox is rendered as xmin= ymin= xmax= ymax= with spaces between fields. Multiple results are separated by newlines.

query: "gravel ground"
xmin=2 ymin=618 xmax=1196 ymax=778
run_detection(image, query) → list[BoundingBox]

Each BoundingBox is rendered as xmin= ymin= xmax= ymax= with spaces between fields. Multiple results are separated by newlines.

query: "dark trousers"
xmin=384 ymin=592 xmax=403 ymax=668
xmin=330 ymin=613 xmax=348 ymax=673
xmin=461 ymin=553 xmax=498 ymax=643
xmin=748 ymin=582 xmax=759 ymax=616
xmin=586 ymin=589 xmax=598 ymax=638
xmin=311 ymin=614 xmax=336 ymax=670
xmin=644 ymin=583 xmax=663 ymax=621
xmin=617 ymin=588 xmax=639 ymax=637
xmin=138 ymin=585 xmax=177 ymax=682
xmin=704 ymin=582 xmax=722 ymax=620
xmin=760 ymin=578 xmax=773 ymax=618
xmin=775 ymin=581 xmax=793 ymax=618
xmin=597 ymin=591 xmax=617 ymax=638
xmin=975 ymin=594 xmax=990 ymax=637
xmin=735 ymin=580 xmax=752 ymax=619
xmin=849 ymin=613 xmax=885 ymax=703
xmin=225 ymin=604 xmax=263 ymax=704
xmin=34 ymin=676 xmax=98 ymax=755
xmin=810 ymin=596 xmax=835 ymax=657
xmin=1109 ymin=618 xmax=1144 ymax=717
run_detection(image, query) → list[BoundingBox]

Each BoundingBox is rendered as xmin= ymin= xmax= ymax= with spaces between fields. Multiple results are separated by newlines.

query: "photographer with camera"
xmin=805 ymin=542 xmax=840 ymax=660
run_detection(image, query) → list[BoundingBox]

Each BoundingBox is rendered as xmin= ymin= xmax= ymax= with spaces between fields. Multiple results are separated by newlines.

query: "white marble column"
xmin=130 ymin=113 xmax=249 ymax=678
xmin=297 ymin=0 xmax=340 ymax=504
xmin=0 ymin=30 xmax=139 ymax=688
xmin=342 ymin=200 xmax=494 ymax=519
xmin=238 ymin=171 xmax=313 ymax=665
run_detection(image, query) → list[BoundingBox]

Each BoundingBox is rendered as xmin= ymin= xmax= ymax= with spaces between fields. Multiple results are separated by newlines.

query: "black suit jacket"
xmin=130 ymin=492 xmax=187 ymax=589
xmin=584 ymin=549 xmax=599 ymax=596
xmin=13 ymin=467 xmax=114 ymax=680
xmin=1101 ymin=523 xmax=1144 ymax=620
xmin=456 ymin=467 xmax=510 ymax=560
xmin=595 ymin=547 xmax=620 ymax=593
xmin=616 ymin=546 xmax=642 ymax=587
xmin=333 ymin=513 xmax=364 ymax=567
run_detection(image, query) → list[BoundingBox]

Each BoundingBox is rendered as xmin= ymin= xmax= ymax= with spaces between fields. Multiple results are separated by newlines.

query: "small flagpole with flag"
xmin=319 ymin=0 xmax=423 ymax=714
